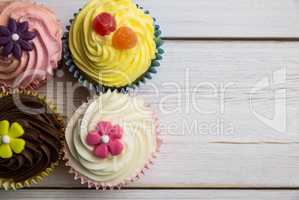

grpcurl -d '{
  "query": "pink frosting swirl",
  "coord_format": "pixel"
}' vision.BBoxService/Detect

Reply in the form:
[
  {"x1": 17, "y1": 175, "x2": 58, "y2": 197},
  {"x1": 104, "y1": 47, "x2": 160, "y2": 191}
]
[{"x1": 0, "y1": 0, "x2": 63, "y2": 89}]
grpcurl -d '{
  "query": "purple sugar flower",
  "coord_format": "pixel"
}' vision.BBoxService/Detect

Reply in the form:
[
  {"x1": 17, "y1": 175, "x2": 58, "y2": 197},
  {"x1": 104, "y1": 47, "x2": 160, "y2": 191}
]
[{"x1": 0, "y1": 18, "x2": 36, "y2": 59}]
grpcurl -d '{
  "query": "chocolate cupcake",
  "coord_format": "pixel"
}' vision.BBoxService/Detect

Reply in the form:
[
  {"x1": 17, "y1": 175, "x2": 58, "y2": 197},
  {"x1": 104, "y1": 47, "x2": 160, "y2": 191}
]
[
  {"x1": 63, "y1": 0, "x2": 164, "y2": 92},
  {"x1": 0, "y1": 0, "x2": 63, "y2": 90},
  {"x1": 0, "y1": 90, "x2": 64, "y2": 190}
]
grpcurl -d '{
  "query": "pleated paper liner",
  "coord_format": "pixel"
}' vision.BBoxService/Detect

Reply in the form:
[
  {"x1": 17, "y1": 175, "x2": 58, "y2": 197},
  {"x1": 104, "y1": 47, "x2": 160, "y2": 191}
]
[
  {"x1": 63, "y1": 92, "x2": 162, "y2": 190},
  {"x1": 63, "y1": 5, "x2": 164, "y2": 93},
  {"x1": 0, "y1": 89, "x2": 65, "y2": 190}
]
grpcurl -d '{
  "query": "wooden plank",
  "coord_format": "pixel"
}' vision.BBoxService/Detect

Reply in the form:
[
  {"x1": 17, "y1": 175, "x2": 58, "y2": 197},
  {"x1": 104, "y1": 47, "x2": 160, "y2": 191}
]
[
  {"x1": 1, "y1": 189, "x2": 299, "y2": 199},
  {"x1": 38, "y1": 0, "x2": 299, "y2": 38},
  {"x1": 32, "y1": 40, "x2": 299, "y2": 188}
]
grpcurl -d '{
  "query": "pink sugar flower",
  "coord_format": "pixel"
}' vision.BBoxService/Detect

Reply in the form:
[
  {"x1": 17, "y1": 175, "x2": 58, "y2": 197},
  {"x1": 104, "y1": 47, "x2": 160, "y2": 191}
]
[{"x1": 86, "y1": 121, "x2": 124, "y2": 159}]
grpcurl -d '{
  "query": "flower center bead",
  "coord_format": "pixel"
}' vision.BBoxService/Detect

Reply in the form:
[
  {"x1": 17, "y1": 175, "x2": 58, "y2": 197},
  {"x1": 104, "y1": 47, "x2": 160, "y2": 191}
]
[
  {"x1": 101, "y1": 135, "x2": 110, "y2": 144},
  {"x1": 1, "y1": 135, "x2": 10, "y2": 144},
  {"x1": 11, "y1": 33, "x2": 20, "y2": 42}
]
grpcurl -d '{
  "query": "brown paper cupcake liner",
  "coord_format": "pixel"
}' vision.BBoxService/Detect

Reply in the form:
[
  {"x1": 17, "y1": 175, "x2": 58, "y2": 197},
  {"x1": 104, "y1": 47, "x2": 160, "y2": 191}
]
[
  {"x1": 0, "y1": 78, "x2": 46, "y2": 92},
  {"x1": 0, "y1": 89, "x2": 65, "y2": 190}
]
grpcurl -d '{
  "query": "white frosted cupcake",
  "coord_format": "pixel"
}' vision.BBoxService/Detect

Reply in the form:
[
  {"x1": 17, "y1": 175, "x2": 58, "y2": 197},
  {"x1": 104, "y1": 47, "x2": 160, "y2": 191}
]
[{"x1": 64, "y1": 91, "x2": 161, "y2": 189}]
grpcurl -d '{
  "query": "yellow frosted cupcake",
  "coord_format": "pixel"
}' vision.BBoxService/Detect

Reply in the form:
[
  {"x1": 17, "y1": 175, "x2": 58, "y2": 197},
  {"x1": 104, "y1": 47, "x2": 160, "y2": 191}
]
[{"x1": 63, "y1": 0, "x2": 164, "y2": 92}]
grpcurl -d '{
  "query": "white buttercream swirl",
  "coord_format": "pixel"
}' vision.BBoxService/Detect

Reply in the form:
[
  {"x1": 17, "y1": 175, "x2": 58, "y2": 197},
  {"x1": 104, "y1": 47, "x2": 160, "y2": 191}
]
[{"x1": 65, "y1": 91, "x2": 158, "y2": 186}]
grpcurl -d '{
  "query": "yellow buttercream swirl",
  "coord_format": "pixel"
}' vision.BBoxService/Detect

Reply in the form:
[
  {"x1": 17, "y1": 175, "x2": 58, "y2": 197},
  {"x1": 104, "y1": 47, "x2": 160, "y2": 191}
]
[{"x1": 69, "y1": 0, "x2": 157, "y2": 87}]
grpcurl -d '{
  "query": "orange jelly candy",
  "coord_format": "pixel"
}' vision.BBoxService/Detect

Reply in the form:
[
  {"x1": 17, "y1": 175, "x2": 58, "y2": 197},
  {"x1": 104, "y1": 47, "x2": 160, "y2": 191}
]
[{"x1": 112, "y1": 26, "x2": 137, "y2": 50}]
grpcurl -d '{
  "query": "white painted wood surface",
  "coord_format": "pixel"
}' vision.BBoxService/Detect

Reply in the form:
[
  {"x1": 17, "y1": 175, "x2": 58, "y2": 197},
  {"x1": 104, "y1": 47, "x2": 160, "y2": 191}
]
[
  {"x1": 1, "y1": 190, "x2": 299, "y2": 199},
  {"x1": 3, "y1": 0, "x2": 299, "y2": 199},
  {"x1": 39, "y1": 0, "x2": 299, "y2": 38},
  {"x1": 34, "y1": 41, "x2": 299, "y2": 189}
]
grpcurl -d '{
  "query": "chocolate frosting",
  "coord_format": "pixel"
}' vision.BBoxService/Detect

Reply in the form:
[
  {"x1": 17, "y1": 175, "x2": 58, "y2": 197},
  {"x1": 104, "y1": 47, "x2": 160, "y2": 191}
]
[{"x1": 0, "y1": 94, "x2": 62, "y2": 182}]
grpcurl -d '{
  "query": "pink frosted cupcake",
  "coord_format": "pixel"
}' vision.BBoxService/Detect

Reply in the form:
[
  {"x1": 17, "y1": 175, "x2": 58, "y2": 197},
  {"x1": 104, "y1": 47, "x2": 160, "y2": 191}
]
[
  {"x1": 0, "y1": 0, "x2": 63, "y2": 90},
  {"x1": 64, "y1": 91, "x2": 161, "y2": 189}
]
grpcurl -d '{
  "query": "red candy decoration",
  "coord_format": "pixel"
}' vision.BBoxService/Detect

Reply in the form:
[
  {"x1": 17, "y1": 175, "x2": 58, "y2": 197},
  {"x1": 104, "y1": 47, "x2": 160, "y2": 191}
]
[{"x1": 92, "y1": 12, "x2": 116, "y2": 36}]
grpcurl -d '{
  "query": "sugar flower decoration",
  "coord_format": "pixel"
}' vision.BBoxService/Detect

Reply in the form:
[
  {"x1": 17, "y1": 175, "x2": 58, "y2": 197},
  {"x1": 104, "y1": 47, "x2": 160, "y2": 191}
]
[
  {"x1": 86, "y1": 121, "x2": 124, "y2": 159},
  {"x1": 0, "y1": 120, "x2": 26, "y2": 159},
  {"x1": 0, "y1": 18, "x2": 37, "y2": 59}
]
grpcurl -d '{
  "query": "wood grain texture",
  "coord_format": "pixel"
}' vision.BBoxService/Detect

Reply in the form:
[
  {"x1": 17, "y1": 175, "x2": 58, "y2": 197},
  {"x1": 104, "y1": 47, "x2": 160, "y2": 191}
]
[
  {"x1": 3, "y1": 1, "x2": 299, "y2": 198},
  {"x1": 38, "y1": 0, "x2": 299, "y2": 38},
  {"x1": 31, "y1": 41, "x2": 299, "y2": 188},
  {"x1": 1, "y1": 189, "x2": 299, "y2": 199}
]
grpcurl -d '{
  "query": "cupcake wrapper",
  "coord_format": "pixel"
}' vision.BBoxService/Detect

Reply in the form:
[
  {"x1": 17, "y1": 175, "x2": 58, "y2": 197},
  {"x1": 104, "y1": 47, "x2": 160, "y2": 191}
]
[
  {"x1": 0, "y1": 161, "x2": 59, "y2": 190},
  {"x1": 63, "y1": 92, "x2": 162, "y2": 190},
  {"x1": 0, "y1": 55, "x2": 62, "y2": 92},
  {"x1": 0, "y1": 89, "x2": 65, "y2": 191},
  {"x1": 62, "y1": 5, "x2": 164, "y2": 93}
]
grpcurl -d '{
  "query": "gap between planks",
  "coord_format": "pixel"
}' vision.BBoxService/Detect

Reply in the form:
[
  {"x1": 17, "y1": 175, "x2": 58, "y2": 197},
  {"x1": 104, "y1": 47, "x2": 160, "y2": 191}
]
[
  {"x1": 2, "y1": 189, "x2": 299, "y2": 200},
  {"x1": 163, "y1": 37, "x2": 299, "y2": 41},
  {"x1": 19, "y1": 187, "x2": 299, "y2": 190}
]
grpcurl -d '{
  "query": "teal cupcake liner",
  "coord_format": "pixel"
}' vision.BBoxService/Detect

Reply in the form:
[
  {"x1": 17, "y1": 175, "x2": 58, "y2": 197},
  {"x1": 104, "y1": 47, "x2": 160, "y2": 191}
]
[{"x1": 62, "y1": 5, "x2": 164, "y2": 93}]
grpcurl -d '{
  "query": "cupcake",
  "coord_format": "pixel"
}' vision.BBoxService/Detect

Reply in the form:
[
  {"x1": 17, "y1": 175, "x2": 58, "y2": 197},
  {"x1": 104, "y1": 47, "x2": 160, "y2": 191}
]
[
  {"x1": 0, "y1": 0, "x2": 63, "y2": 90},
  {"x1": 0, "y1": 90, "x2": 64, "y2": 190},
  {"x1": 64, "y1": 91, "x2": 161, "y2": 189},
  {"x1": 63, "y1": 0, "x2": 164, "y2": 92}
]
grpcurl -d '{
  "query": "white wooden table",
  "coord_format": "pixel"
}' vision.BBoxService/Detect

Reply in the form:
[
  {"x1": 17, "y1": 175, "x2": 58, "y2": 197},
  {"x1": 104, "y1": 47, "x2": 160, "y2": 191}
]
[{"x1": 2, "y1": 0, "x2": 299, "y2": 199}]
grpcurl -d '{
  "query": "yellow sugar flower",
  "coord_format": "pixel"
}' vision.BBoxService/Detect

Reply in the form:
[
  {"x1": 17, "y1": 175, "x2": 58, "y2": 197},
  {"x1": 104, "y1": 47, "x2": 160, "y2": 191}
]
[{"x1": 0, "y1": 120, "x2": 26, "y2": 159}]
